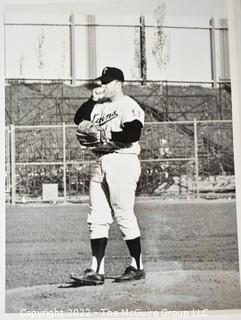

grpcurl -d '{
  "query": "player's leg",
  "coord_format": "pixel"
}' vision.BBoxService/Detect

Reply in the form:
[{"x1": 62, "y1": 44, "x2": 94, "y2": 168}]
[
  {"x1": 70, "y1": 160, "x2": 112, "y2": 285},
  {"x1": 90, "y1": 237, "x2": 107, "y2": 274},
  {"x1": 126, "y1": 236, "x2": 143, "y2": 270},
  {"x1": 87, "y1": 174, "x2": 113, "y2": 276},
  {"x1": 103, "y1": 154, "x2": 145, "y2": 281}
]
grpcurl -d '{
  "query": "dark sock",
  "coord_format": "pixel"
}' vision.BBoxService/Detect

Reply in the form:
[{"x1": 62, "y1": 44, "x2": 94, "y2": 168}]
[
  {"x1": 90, "y1": 238, "x2": 107, "y2": 273},
  {"x1": 126, "y1": 237, "x2": 142, "y2": 270}
]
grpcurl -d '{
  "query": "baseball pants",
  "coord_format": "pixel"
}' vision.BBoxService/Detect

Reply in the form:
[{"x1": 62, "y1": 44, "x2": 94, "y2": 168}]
[{"x1": 87, "y1": 153, "x2": 141, "y2": 240}]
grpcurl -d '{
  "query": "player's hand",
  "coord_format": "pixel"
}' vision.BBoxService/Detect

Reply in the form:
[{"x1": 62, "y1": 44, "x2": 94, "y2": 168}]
[
  {"x1": 92, "y1": 87, "x2": 105, "y2": 101},
  {"x1": 99, "y1": 128, "x2": 111, "y2": 143}
]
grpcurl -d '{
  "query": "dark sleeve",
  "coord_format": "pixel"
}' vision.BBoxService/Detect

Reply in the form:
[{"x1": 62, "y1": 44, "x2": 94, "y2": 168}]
[
  {"x1": 111, "y1": 119, "x2": 143, "y2": 143},
  {"x1": 74, "y1": 99, "x2": 96, "y2": 125}
]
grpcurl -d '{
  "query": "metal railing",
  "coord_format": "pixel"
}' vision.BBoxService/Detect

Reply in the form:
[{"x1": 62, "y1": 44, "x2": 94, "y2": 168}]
[{"x1": 4, "y1": 16, "x2": 230, "y2": 84}]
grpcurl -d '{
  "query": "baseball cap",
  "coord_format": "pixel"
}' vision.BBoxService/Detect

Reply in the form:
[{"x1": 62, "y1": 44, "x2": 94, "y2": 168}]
[{"x1": 96, "y1": 67, "x2": 125, "y2": 84}]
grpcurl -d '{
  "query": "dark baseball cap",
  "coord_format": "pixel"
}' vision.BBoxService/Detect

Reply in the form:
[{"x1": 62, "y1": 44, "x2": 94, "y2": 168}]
[{"x1": 96, "y1": 67, "x2": 125, "y2": 84}]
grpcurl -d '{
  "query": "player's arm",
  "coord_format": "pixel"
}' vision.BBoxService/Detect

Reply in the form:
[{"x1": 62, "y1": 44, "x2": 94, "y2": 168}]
[
  {"x1": 74, "y1": 99, "x2": 96, "y2": 125},
  {"x1": 110, "y1": 120, "x2": 143, "y2": 143},
  {"x1": 74, "y1": 87, "x2": 105, "y2": 125}
]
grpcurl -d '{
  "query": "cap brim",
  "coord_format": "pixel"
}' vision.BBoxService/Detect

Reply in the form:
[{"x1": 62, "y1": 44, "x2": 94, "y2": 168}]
[{"x1": 95, "y1": 75, "x2": 115, "y2": 84}]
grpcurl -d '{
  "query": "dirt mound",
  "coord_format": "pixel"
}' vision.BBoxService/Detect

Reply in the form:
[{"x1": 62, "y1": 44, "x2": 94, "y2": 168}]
[{"x1": 6, "y1": 270, "x2": 241, "y2": 314}]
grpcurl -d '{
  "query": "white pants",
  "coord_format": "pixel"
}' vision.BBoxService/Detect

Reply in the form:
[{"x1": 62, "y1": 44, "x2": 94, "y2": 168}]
[{"x1": 87, "y1": 153, "x2": 141, "y2": 240}]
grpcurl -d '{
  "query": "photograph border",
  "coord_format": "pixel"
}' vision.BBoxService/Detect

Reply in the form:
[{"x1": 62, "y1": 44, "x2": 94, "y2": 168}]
[{"x1": 1, "y1": 1, "x2": 241, "y2": 319}]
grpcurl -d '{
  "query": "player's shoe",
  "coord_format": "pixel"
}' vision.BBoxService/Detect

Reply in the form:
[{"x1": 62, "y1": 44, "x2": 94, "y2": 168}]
[
  {"x1": 70, "y1": 268, "x2": 104, "y2": 286},
  {"x1": 114, "y1": 266, "x2": 146, "y2": 283}
]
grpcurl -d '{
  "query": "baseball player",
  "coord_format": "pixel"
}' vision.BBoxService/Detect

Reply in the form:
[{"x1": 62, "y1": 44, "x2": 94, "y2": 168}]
[{"x1": 71, "y1": 67, "x2": 145, "y2": 285}]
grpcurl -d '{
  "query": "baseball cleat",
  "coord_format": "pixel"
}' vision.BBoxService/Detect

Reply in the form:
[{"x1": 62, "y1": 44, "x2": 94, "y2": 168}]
[
  {"x1": 114, "y1": 266, "x2": 146, "y2": 283},
  {"x1": 70, "y1": 268, "x2": 104, "y2": 286}
]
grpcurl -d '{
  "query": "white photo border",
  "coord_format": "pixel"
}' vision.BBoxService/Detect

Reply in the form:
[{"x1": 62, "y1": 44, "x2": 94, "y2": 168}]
[{"x1": 0, "y1": 1, "x2": 241, "y2": 319}]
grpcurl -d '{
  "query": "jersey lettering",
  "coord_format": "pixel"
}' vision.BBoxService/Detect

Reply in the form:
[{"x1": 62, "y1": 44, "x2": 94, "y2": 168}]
[
  {"x1": 92, "y1": 110, "x2": 118, "y2": 126},
  {"x1": 90, "y1": 96, "x2": 144, "y2": 155}
]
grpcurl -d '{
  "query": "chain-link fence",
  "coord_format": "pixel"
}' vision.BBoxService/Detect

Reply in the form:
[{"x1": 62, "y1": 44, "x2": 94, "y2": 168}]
[
  {"x1": 5, "y1": 119, "x2": 234, "y2": 204},
  {"x1": 4, "y1": 15, "x2": 233, "y2": 204}
]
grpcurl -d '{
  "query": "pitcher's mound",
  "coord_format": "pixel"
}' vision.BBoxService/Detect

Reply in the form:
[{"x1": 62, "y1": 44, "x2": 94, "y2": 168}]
[{"x1": 6, "y1": 270, "x2": 241, "y2": 313}]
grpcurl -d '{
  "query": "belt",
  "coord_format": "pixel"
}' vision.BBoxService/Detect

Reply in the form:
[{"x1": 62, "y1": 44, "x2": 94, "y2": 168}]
[{"x1": 92, "y1": 150, "x2": 114, "y2": 157}]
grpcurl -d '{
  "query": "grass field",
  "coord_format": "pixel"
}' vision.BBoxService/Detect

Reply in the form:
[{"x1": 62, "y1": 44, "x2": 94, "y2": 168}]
[{"x1": 5, "y1": 199, "x2": 241, "y2": 312}]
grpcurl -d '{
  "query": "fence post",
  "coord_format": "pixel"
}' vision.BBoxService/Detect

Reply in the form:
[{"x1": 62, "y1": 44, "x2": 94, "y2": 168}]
[
  {"x1": 87, "y1": 15, "x2": 97, "y2": 79},
  {"x1": 165, "y1": 80, "x2": 168, "y2": 121},
  {"x1": 69, "y1": 13, "x2": 76, "y2": 85},
  {"x1": 140, "y1": 15, "x2": 147, "y2": 84},
  {"x1": 63, "y1": 122, "x2": 67, "y2": 203},
  {"x1": 10, "y1": 124, "x2": 16, "y2": 205},
  {"x1": 194, "y1": 119, "x2": 199, "y2": 198},
  {"x1": 210, "y1": 17, "x2": 217, "y2": 88},
  {"x1": 6, "y1": 127, "x2": 11, "y2": 203}
]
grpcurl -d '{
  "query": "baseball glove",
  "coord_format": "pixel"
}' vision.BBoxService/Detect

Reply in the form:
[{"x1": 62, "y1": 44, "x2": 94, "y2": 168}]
[{"x1": 76, "y1": 120, "x2": 101, "y2": 147}]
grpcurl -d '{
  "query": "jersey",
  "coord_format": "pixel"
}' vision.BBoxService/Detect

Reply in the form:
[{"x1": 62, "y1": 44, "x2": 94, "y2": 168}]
[{"x1": 90, "y1": 95, "x2": 144, "y2": 155}]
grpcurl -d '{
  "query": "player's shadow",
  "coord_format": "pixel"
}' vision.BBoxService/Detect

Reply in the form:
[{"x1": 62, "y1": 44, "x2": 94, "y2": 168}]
[
  {"x1": 58, "y1": 280, "x2": 95, "y2": 288},
  {"x1": 58, "y1": 276, "x2": 118, "y2": 288}
]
